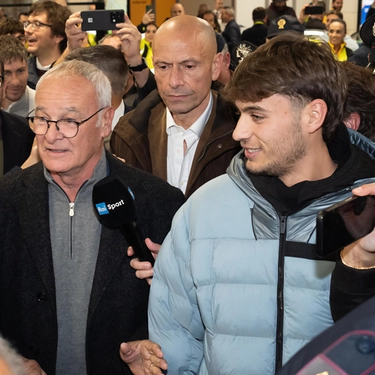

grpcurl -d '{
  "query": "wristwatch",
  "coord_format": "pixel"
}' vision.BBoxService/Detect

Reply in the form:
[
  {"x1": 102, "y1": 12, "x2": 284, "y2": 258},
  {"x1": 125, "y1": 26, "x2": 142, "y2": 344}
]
[{"x1": 128, "y1": 58, "x2": 148, "y2": 72}]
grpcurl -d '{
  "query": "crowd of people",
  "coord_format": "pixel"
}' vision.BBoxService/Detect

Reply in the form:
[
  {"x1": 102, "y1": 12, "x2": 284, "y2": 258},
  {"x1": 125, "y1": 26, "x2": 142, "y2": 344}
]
[{"x1": 1, "y1": 1, "x2": 375, "y2": 375}]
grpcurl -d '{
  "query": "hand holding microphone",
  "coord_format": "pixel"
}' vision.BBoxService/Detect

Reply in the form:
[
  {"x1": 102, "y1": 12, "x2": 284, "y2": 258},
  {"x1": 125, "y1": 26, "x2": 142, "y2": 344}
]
[{"x1": 93, "y1": 175, "x2": 155, "y2": 265}]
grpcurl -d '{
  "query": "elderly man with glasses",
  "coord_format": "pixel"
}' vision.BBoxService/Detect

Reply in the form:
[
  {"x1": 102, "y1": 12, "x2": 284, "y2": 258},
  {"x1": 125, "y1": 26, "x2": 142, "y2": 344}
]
[
  {"x1": 0, "y1": 59, "x2": 185, "y2": 375},
  {"x1": 24, "y1": 1, "x2": 70, "y2": 89}
]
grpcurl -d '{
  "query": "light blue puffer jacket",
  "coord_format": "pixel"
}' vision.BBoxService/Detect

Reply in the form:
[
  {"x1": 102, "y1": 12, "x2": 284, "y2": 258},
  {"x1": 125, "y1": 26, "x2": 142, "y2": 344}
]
[{"x1": 149, "y1": 151, "x2": 375, "y2": 375}]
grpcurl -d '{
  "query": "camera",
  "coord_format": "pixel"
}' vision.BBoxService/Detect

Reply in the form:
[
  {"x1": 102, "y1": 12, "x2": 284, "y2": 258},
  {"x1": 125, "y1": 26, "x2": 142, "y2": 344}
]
[{"x1": 110, "y1": 11, "x2": 124, "y2": 24}]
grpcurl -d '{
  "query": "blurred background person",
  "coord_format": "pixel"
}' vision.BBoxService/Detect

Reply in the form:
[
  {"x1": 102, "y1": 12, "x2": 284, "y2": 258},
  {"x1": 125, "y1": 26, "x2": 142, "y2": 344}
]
[
  {"x1": 24, "y1": 1, "x2": 71, "y2": 88},
  {"x1": 221, "y1": 6, "x2": 241, "y2": 52},
  {"x1": 197, "y1": 3, "x2": 209, "y2": 17},
  {"x1": 349, "y1": 13, "x2": 374, "y2": 66},
  {"x1": 0, "y1": 35, "x2": 35, "y2": 117},
  {"x1": 241, "y1": 7, "x2": 267, "y2": 46},
  {"x1": 0, "y1": 56, "x2": 34, "y2": 176},
  {"x1": 331, "y1": 0, "x2": 343, "y2": 12},
  {"x1": 266, "y1": 0, "x2": 296, "y2": 25},
  {"x1": 140, "y1": 23, "x2": 157, "y2": 71},
  {"x1": 328, "y1": 18, "x2": 352, "y2": 61},
  {"x1": 201, "y1": 10, "x2": 221, "y2": 33},
  {"x1": 18, "y1": 12, "x2": 29, "y2": 24},
  {"x1": 137, "y1": 8, "x2": 155, "y2": 34},
  {"x1": 170, "y1": 3, "x2": 185, "y2": 17},
  {"x1": 342, "y1": 62, "x2": 375, "y2": 142},
  {"x1": 324, "y1": 10, "x2": 358, "y2": 51},
  {"x1": 0, "y1": 18, "x2": 26, "y2": 46}
]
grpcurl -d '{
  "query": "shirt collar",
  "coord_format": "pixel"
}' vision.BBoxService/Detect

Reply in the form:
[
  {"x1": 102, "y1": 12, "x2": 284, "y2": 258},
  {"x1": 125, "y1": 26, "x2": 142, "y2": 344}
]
[{"x1": 166, "y1": 91, "x2": 213, "y2": 137}]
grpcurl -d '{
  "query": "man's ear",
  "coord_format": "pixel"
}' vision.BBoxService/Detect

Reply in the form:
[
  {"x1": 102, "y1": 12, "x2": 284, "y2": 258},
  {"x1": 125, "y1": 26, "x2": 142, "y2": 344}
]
[
  {"x1": 343, "y1": 112, "x2": 361, "y2": 131},
  {"x1": 211, "y1": 52, "x2": 223, "y2": 81},
  {"x1": 101, "y1": 106, "x2": 114, "y2": 138},
  {"x1": 306, "y1": 99, "x2": 327, "y2": 134},
  {"x1": 53, "y1": 34, "x2": 64, "y2": 46}
]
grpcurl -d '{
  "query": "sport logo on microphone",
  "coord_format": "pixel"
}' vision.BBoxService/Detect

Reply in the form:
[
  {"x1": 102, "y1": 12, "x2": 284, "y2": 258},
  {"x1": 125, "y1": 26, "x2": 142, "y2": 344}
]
[{"x1": 95, "y1": 199, "x2": 125, "y2": 215}]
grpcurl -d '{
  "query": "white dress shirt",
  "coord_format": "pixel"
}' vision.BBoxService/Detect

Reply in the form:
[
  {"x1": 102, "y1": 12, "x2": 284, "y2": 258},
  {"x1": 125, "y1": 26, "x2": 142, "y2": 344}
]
[{"x1": 166, "y1": 92, "x2": 213, "y2": 194}]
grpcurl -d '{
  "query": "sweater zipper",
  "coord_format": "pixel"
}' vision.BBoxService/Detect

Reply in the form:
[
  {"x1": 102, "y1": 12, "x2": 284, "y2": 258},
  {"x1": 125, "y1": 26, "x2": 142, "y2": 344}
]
[
  {"x1": 275, "y1": 215, "x2": 287, "y2": 373},
  {"x1": 69, "y1": 202, "x2": 75, "y2": 259}
]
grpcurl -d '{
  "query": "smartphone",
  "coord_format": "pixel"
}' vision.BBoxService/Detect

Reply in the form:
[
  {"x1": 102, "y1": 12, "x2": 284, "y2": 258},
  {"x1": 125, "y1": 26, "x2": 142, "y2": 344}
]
[
  {"x1": 316, "y1": 195, "x2": 375, "y2": 257},
  {"x1": 305, "y1": 6, "x2": 324, "y2": 15},
  {"x1": 81, "y1": 9, "x2": 124, "y2": 31},
  {"x1": 145, "y1": 5, "x2": 154, "y2": 13}
]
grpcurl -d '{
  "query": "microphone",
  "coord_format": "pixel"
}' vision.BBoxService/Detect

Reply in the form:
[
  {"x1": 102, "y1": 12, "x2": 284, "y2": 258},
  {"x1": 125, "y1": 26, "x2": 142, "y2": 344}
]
[{"x1": 92, "y1": 175, "x2": 155, "y2": 265}]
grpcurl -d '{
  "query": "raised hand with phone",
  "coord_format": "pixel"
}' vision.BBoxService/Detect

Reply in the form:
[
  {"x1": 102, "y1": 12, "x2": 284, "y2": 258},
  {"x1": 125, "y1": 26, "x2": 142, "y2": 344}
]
[
  {"x1": 330, "y1": 182, "x2": 375, "y2": 322},
  {"x1": 340, "y1": 183, "x2": 375, "y2": 269}
]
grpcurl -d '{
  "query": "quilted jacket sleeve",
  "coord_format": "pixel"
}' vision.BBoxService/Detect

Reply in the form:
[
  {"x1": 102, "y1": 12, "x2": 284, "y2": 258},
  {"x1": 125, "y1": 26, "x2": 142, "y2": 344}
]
[{"x1": 148, "y1": 206, "x2": 204, "y2": 374}]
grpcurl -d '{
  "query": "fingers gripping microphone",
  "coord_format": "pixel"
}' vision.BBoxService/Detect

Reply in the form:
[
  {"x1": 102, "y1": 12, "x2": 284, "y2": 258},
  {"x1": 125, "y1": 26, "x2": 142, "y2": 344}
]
[{"x1": 92, "y1": 175, "x2": 155, "y2": 265}]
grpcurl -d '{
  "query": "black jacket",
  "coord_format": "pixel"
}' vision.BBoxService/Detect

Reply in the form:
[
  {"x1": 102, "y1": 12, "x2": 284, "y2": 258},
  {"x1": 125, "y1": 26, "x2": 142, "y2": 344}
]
[
  {"x1": 1, "y1": 110, "x2": 34, "y2": 175},
  {"x1": 0, "y1": 152, "x2": 185, "y2": 375},
  {"x1": 222, "y1": 19, "x2": 241, "y2": 52}
]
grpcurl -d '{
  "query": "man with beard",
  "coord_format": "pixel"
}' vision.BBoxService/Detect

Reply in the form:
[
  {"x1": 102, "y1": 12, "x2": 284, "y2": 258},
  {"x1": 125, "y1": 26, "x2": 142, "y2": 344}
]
[
  {"x1": 266, "y1": 0, "x2": 296, "y2": 24},
  {"x1": 119, "y1": 32, "x2": 375, "y2": 375}
]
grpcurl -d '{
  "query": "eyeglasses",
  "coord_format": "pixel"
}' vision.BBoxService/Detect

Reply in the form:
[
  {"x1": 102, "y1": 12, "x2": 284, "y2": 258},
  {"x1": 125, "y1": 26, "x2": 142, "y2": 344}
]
[
  {"x1": 23, "y1": 20, "x2": 52, "y2": 31},
  {"x1": 0, "y1": 76, "x2": 4, "y2": 88},
  {"x1": 27, "y1": 108, "x2": 107, "y2": 139}
]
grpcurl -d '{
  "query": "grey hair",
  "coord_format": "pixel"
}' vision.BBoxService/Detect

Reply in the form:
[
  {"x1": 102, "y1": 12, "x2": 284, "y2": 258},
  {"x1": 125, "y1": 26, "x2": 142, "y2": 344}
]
[
  {"x1": 0, "y1": 336, "x2": 26, "y2": 375},
  {"x1": 221, "y1": 43, "x2": 229, "y2": 55},
  {"x1": 36, "y1": 60, "x2": 112, "y2": 110},
  {"x1": 223, "y1": 6, "x2": 235, "y2": 17}
]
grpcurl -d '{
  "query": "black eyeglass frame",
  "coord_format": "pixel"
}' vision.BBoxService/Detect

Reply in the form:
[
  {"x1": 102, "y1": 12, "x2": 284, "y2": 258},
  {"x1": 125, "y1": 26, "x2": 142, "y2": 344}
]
[
  {"x1": 23, "y1": 20, "x2": 53, "y2": 30},
  {"x1": 26, "y1": 107, "x2": 107, "y2": 139}
]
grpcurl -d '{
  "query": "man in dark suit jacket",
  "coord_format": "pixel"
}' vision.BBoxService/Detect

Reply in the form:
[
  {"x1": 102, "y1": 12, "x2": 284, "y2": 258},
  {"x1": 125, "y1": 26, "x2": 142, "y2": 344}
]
[
  {"x1": 111, "y1": 15, "x2": 240, "y2": 199},
  {"x1": 221, "y1": 6, "x2": 241, "y2": 52},
  {"x1": 241, "y1": 7, "x2": 268, "y2": 46},
  {"x1": 0, "y1": 59, "x2": 185, "y2": 375},
  {"x1": 0, "y1": 59, "x2": 34, "y2": 176}
]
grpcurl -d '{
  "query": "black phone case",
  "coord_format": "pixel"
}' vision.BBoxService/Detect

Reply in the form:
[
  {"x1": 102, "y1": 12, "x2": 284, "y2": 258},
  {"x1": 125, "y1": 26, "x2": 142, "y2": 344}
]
[
  {"x1": 81, "y1": 10, "x2": 124, "y2": 31},
  {"x1": 316, "y1": 195, "x2": 375, "y2": 258}
]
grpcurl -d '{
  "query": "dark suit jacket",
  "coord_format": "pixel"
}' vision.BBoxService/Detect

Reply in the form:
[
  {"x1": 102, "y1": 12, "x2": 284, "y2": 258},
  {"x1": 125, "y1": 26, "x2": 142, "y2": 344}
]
[
  {"x1": 1, "y1": 110, "x2": 34, "y2": 175},
  {"x1": 222, "y1": 19, "x2": 241, "y2": 52},
  {"x1": 111, "y1": 90, "x2": 241, "y2": 198},
  {"x1": 241, "y1": 22, "x2": 268, "y2": 46},
  {"x1": 0, "y1": 152, "x2": 185, "y2": 375}
]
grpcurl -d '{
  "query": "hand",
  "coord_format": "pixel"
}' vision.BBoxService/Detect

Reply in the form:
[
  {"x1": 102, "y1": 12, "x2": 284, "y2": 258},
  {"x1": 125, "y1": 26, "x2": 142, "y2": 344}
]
[
  {"x1": 113, "y1": 154, "x2": 126, "y2": 163},
  {"x1": 141, "y1": 9, "x2": 155, "y2": 25},
  {"x1": 114, "y1": 14, "x2": 143, "y2": 66},
  {"x1": 298, "y1": 4, "x2": 308, "y2": 23},
  {"x1": 127, "y1": 238, "x2": 161, "y2": 285},
  {"x1": 120, "y1": 340, "x2": 167, "y2": 375},
  {"x1": 65, "y1": 12, "x2": 87, "y2": 52},
  {"x1": 341, "y1": 183, "x2": 375, "y2": 268},
  {"x1": 22, "y1": 357, "x2": 47, "y2": 375}
]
